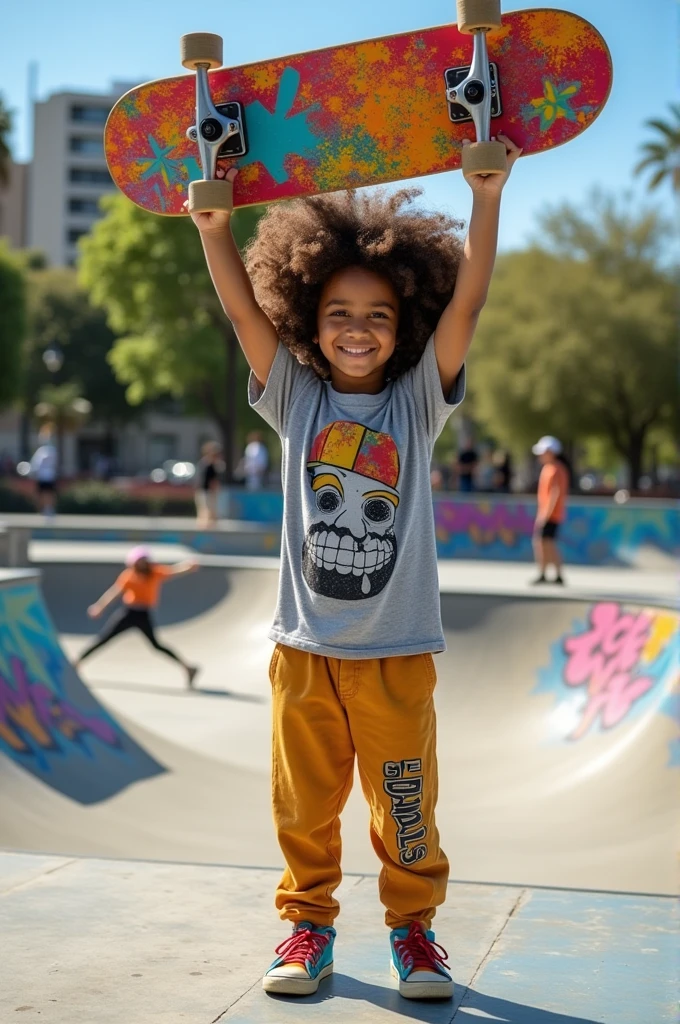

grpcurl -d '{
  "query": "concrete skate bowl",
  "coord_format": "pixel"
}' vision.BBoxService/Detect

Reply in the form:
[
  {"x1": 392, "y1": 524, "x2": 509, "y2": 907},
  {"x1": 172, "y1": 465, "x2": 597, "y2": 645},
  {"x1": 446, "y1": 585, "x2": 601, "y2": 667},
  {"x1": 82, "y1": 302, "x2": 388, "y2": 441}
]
[{"x1": 0, "y1": 564, "x2": 677, "y2": 895}]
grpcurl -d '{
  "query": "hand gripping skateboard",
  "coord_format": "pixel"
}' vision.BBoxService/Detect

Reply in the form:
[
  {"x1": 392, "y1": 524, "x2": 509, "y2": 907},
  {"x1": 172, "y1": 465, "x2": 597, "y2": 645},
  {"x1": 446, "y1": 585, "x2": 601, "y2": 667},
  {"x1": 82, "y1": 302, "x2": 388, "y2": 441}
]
[{"x1": 105, "y1": 1, "x2": 612, "y2": 215}]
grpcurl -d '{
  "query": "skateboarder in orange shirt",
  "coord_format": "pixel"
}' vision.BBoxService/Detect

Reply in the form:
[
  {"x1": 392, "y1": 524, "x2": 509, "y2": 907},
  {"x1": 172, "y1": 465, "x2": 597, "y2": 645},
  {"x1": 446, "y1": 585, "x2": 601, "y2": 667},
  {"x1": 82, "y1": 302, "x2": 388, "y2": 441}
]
[
  {"x1": 531, "y1": 436, "x2": 569, "y2": 585},
  {"x1": 74, "y1": 546, "x2": 200, "y2": 686}
]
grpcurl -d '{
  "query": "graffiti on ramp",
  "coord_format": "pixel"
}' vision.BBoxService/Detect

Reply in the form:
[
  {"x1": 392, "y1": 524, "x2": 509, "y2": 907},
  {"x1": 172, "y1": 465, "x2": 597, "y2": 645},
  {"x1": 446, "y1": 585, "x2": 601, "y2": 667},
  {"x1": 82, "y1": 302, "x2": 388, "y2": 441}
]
[
  {"x1": 536, "y1": 601, "x2": 678, "y2": 761},
  {"x1": 0, "y1": 576, "x2": 165, "y2": 804}
]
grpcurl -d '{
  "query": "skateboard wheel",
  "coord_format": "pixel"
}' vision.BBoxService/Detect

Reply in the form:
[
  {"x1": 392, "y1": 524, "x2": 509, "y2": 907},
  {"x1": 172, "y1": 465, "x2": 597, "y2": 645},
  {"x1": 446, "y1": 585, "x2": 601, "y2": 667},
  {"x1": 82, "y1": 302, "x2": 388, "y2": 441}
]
[
  {"x1": 180, "y1": 33, "x2": 223, "y2": 70},
  {"x1": 462, "y1": 140, "x2": 507, "y2": 177},
  {"x1": 188, "y1": 178, "x2": 234, "y2": 214},
  {"x1": 456, "y1": 0, "x2": 502, "y2": 33}
]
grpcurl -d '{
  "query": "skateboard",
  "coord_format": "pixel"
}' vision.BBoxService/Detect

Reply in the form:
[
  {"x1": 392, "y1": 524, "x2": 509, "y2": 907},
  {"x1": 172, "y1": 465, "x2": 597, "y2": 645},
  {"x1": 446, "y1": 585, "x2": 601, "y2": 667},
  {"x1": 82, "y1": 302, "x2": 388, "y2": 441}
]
[{"x1": 105, "y1": 6, "x2": 612, "y2": 215}]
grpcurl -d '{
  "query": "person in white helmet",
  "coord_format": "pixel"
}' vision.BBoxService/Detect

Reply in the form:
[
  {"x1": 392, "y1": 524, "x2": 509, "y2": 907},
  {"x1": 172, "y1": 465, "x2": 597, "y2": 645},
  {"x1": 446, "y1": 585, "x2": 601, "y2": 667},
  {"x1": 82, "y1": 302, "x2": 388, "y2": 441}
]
[{"x1": 531, "y1": 436, "x2": 569, "y2": 585}]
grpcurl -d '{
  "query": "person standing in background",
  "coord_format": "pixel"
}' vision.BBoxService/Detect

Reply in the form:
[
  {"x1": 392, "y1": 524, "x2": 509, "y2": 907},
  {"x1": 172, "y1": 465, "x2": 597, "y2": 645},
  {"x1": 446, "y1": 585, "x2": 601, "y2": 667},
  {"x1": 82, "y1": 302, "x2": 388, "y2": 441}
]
[
  {"x1": 30, "y1": 424, "x2": 59, "y2": 517},
  {"x1": 243, "y1": 431, "x2": 270, "y2": 490},
  {"x1": 531, "y1": 435, "x2": 569, "y2": 585},
  {"x1": 475, "y1": 446, "x2": 496, "y2": 492},
  {"x1": 492, "y1": 449, "x2": 513, "y2": 493},
  {"x1": 456, "y1": 441, "x2": 478, "y2": 493},
  {"x1": 194, "y1": 441, "x2": 223, "y2": 526}
]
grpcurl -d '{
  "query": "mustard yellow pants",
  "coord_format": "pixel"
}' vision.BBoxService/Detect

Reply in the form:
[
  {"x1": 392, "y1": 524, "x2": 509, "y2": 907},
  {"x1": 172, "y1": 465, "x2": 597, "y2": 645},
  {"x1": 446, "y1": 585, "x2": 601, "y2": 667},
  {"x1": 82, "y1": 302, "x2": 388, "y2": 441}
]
[{"x1": 269, "y1": 643, "x2": 449, "y2": 930}]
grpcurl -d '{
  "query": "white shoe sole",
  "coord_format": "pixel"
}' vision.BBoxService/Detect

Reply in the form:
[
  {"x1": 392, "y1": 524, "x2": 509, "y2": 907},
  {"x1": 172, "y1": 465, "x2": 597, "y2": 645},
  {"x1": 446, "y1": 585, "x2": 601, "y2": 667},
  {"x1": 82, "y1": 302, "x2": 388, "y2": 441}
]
[
  {"x1": 390, "y1": 961, "x2": 454, "y2": 1000},
  {"x1": 262, "y1": 962, "x2": 333, "y2": 996}
]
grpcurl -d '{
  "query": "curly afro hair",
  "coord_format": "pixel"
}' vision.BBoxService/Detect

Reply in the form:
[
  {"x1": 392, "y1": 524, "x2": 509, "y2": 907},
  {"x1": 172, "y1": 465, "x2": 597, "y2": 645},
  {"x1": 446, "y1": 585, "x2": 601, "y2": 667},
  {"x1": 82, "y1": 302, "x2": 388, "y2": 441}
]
[{"x1": 244, "y1": 188, "x2": 465, "y2": 381}]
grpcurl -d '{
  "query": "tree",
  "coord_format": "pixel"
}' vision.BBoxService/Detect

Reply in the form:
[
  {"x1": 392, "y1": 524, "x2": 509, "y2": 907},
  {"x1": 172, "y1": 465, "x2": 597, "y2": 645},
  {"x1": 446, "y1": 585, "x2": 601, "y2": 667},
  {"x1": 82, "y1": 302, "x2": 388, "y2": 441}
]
[
  {"x1": 79, "y1": 195, "x2": 268, "y2": 480},
  {"x1": 0, "y1": 95, "x2": 12, "y2": 187},
  {"x1": 634, "y1": 103, "x2": 680, "y2": 193},
  {"x1": 22, "y1": 267, "x2": 138, "y2": 448},
  {"x1": 470, "y1": 194, "x2": 677, "y2": 489},
  {"x1": 0, "y1": 240, "x2": 27, "y2": 407},
  {"x1": 34, "y1": 381, "x2": 92, "y2": 467}
]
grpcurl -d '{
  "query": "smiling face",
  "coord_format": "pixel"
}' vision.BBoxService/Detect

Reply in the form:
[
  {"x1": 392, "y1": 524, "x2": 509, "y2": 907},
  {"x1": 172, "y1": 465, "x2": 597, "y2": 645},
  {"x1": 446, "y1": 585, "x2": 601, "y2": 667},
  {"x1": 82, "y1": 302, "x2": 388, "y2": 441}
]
[{"x1": 315, "y1": 266, "x2": 399, "y2": 393}]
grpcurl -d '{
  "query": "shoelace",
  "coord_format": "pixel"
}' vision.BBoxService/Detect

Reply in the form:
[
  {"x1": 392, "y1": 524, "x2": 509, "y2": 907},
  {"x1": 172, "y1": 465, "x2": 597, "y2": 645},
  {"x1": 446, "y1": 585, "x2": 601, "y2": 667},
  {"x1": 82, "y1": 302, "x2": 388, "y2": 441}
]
[
  {"x1": 394, "y1": 922, "x2": 450, "y2": 973},
  {"x1": 275, "y1": 926, "x2": 331, "y2": 967}
]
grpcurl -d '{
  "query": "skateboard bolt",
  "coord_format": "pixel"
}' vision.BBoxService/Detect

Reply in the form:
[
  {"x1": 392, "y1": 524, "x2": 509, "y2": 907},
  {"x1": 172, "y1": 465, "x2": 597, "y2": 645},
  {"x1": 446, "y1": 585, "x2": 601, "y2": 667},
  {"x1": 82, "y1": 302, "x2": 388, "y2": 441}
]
[
  {"x1": 464, "y1": 81, "x2": 485, "y2": 104},
  {"x1": 200, "y1": 117, "x2": 222, "y2": 140}
]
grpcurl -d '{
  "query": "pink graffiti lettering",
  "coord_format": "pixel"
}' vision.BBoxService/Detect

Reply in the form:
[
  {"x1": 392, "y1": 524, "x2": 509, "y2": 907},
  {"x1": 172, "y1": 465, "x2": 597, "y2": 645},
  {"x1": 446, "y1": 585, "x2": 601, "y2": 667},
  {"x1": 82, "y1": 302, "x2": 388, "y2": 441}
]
[
  {"x1": 0, "y1": 656, "x2": 120, "y2": 755},
  {"x1": 563, "y1": 602, "x2": 654, "y2": 739}
]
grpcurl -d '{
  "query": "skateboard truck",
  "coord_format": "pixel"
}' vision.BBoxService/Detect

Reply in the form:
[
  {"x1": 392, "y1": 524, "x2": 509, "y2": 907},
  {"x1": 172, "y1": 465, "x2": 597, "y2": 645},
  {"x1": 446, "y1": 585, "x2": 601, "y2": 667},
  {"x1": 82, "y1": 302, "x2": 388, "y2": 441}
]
[
  {"x1": 180, "y1": 32, "x2": 248, "y2": 212},
  {"x1": 445, "y1": 61, "x2": 501, "y2": 126},
  {"x1": 449, "y1": 0, "x2": 508, "y2": 176}
]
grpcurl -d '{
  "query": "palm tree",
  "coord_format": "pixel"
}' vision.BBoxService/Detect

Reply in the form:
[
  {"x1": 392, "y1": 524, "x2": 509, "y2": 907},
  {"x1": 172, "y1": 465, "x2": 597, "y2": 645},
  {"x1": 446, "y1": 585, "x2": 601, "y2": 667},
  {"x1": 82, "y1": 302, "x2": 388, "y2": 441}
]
[
  {"x1": 35, "y1": 381, "x2": 92, "y2": 467},
  {"x1": 0, "y1": 96, "x2": 12, "y2": 187},
  {"x1": 634, "y1": 103, "x2": 680, "y2": 193}
]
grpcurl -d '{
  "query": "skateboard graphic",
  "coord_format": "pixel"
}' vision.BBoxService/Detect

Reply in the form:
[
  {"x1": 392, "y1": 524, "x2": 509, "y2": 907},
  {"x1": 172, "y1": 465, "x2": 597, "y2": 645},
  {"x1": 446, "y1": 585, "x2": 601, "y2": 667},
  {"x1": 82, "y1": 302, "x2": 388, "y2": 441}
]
[{"x1": 105, "y1": 5, "x2": 612, "y2": 215}]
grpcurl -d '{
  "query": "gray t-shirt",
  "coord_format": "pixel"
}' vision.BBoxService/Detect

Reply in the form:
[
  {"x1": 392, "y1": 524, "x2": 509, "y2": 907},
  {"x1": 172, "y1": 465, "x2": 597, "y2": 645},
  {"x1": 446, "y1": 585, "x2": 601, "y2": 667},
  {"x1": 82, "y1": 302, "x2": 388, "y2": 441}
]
[{"x1": 249, "y1": 335, "x2": 465, "y2": 658}]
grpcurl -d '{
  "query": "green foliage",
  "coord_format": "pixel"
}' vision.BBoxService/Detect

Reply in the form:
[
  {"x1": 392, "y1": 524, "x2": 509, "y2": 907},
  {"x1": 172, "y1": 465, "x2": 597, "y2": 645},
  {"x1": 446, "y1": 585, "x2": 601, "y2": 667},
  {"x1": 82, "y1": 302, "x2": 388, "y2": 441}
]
[
  {"x1": 36, "y1": 380, "x2": 91, "y2": 429},
  {"x1": 0, "y1": 479, "x2": 195, "y2": 517},
  {"x1": 634, "y1": 103, "x2": 680, "y2": 193},
  {"x1": 0, "y1": 485, "x2": 35, "y2": 513},
  {"x1": 78, "y1": 195, "x2": 270, "y2": 471},
  {"x1": 23, "y1": 267, "x2": 136, "y2": 425},
  {"x1": 470, "y1": 194, "x2": 677, "y2": 487},
  {"x1": 79, "y1": 194, "x2": 226, "y2": 399},
  {"x1": 0, "y1": 240, "x2": 27, "y2": 407}
]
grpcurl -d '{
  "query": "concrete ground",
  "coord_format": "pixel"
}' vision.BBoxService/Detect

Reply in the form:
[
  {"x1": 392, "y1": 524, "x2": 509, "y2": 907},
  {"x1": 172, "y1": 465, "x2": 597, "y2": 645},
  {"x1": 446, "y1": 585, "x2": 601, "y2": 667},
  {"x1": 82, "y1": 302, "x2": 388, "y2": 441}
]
[
  {"x1": 1, "y1": 851, "x2": 676, "y2": 1024},
  {"x1": 1, "y1": 543, "x2": 677, "y2": 1023}
]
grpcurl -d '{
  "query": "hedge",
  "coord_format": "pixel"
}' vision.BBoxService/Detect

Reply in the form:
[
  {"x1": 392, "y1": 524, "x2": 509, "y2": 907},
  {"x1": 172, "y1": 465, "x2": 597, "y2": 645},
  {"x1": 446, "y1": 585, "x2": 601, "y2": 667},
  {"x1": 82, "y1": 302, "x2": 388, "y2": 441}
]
[{"x1": 0, "y1": 482, "x2": 196, "y2": 517}]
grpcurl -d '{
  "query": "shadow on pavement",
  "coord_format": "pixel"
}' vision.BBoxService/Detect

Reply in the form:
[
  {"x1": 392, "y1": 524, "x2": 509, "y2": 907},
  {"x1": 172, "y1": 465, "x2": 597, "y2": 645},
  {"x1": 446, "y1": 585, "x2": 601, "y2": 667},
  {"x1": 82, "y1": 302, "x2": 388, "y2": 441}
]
[
  {"x1": 89, "y1": 680, "x2": 266, "y2": 702},
  {"x1": 266, "y1": 976, "x2": 600, "y2": 1023}
]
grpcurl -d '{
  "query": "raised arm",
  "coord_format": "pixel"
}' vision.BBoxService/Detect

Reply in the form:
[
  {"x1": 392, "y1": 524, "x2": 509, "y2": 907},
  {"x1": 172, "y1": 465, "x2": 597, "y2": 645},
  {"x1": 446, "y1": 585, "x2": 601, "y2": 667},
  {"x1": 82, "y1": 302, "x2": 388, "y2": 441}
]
[
  {"x1": 165, "y1": 559, "x2": 200, "y2": 578},
  {"x1": 88, "y1": 580, "x2": 122, "y2": 619},
  {"x1": 188, "y1": 169, "x2": 279, "y2": 387},
  {"x1": 434, "y1": 133, "x2": 522, "y2": 395}
]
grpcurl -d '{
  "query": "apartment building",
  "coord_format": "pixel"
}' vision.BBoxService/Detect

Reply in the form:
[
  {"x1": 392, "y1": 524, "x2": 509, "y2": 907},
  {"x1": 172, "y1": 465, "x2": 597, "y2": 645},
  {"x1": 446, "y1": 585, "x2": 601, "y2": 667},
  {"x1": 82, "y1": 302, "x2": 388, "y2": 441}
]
[
  {"x1": 0, "y1": 160, "x2": 29, "y2": 249},
  {"x1": 27, "y1": 84, "x2": 133, "y2": 266}
]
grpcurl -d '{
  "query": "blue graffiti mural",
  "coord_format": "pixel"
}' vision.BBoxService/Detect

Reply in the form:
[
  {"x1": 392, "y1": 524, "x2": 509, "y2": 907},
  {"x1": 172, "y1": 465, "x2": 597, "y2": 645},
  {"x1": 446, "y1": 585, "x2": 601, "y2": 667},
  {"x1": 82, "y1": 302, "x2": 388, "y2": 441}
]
[
  {"x1": 224, "y1": 492, "x2": 678, "y2": 566},
  {"x1": 27, "y1": 494, "x2": 678, "y2": 565},
  {"x1": 0, "y1": 580, "x2": 165, "y2": 803}
]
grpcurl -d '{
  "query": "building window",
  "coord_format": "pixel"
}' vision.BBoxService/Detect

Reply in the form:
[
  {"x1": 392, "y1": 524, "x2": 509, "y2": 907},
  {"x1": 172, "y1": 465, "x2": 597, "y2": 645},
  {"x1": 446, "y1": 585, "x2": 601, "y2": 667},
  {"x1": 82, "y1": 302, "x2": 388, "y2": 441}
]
[
  {"x1": 68, "y1": 197, "x2": 101, "y2": 216},
  {"x1": 67, "y1": 227, "x2": 90, "y2": 245},
  {"x1": 149, "y1": 435, "x2": 178, "y2": 468},
  {"x1": 69, "y1": 136, "x2": 104, "y2": 156},
  {"x1": 70, "y1": 105, "x2": 109, "y2": 124},
  {"x1": 69, "y1": 168, "x2": 113, "y2": 185}
]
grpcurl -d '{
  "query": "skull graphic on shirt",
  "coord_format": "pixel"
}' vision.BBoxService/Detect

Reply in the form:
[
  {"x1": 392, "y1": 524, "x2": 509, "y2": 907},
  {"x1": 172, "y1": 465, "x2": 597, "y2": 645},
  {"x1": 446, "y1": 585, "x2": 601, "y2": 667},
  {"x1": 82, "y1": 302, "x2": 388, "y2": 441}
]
[{"x1": 302, "y1": 421, "x2": 400, "y2": 600}]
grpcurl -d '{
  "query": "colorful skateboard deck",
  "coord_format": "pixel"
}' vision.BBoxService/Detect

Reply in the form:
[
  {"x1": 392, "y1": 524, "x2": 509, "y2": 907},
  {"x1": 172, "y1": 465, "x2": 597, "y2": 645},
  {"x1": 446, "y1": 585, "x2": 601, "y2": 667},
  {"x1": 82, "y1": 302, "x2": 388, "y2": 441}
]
[{"x1": 105, "y1": 8, "x2": 612, "y2": 215}]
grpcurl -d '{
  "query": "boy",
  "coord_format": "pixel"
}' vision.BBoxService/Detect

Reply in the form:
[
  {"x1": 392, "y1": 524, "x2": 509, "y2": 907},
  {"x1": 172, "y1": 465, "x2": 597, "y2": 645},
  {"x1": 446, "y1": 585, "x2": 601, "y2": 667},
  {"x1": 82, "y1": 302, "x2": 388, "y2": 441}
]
[{"x1": 190, "y1": 132, "x2": 521, "y2": 999}]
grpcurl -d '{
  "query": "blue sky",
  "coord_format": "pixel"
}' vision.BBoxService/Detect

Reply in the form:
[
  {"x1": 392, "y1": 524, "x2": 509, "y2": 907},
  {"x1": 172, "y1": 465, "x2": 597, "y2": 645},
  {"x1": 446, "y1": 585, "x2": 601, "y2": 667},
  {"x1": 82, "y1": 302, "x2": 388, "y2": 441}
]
[{"x1": 3, "y1": 0, "x2": 678, "y2": 248}]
